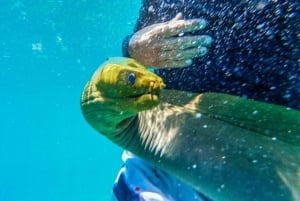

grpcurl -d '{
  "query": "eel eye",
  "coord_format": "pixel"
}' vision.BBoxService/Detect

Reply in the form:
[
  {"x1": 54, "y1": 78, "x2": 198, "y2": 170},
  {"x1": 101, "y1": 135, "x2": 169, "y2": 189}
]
[{"x1": 127, "y1": 73, "x2": 136, "y2": 85}]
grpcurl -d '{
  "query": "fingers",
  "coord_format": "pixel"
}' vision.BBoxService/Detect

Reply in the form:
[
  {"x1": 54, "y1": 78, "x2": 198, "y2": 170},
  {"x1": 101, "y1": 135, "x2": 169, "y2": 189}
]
[
  {"x1": 150, "y1": 35, "x2": 211, "y2": 68},
  {"x1": 128, "y1": 14, "x2": 212, "y2": 68},
  {"x1": 157, "y1": 18, "x2": 208, "y2": 38},
  {"x1": 158, "y1": 59, "x2": 193, "y2": 68},
  {"x1": 156, "y1": 35, "x2": 213, "y2": 51},
  {"x1": 147, "y1": 45, "x2": 208, "y2": 68},
  {"x1": 130, "y1": 35, "x2": 212, "y2": 68},
  {"x1": 171, "y1": 13, "x2": 183, "y2": 21},
  {"x1": 152, "y1": 34, "x2": 212, "y2": 68},
  {"x1": 158, "y1": 47, "x2": 208, "y2": 61}
]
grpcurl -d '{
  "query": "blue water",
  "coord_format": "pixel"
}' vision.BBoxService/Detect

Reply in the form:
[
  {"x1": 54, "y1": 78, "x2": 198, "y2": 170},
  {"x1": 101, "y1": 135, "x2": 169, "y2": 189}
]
[{"x1": 0, "y1": 1, "x2": 141, "y2": 200}]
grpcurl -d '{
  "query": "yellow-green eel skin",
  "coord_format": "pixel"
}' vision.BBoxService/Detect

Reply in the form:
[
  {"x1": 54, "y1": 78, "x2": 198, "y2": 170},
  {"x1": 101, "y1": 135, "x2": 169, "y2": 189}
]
[{"x1": 81, "y1": 57, "x2": 300, "y2": 201}]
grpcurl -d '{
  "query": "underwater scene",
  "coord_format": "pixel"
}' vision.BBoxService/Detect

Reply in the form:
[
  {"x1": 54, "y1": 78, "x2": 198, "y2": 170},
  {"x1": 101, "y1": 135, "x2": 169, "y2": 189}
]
[
  {"x1": 1, "y1": 0, "x2": 300, "y2": 201},
  {"x1": 0, "y1": 0, "x2": 141, "y2": 200}
]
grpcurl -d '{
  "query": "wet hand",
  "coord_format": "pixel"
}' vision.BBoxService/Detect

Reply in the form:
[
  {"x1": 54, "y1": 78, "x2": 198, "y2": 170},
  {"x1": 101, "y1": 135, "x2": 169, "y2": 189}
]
[{"x1": 128, "y1": 13, "x2": 213, "y2": 68}]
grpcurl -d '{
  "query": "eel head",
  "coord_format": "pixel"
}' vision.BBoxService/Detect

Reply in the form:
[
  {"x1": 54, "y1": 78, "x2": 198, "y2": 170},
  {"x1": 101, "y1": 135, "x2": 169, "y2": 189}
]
[{"x1": 88, "y1": 57, "x2": 165, "y2": 113}]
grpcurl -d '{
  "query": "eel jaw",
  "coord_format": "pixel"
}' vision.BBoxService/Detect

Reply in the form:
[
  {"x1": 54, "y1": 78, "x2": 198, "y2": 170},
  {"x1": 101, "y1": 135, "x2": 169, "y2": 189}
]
[
  {"x1": 140, "y1": 80, "x2": 166, "y2": 99},
  {"x1": 149, "y1": 80, "x2": 166, "y2": 93},
  {"x1": 128, "y1": 80, "x2": 165, "y2": 110}
]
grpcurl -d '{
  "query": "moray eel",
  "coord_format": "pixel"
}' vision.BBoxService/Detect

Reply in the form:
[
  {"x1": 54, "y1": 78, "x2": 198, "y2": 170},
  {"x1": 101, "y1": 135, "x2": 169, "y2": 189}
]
[{"x1": 81, "y1": 57, "x2": 300, "y2": 201}]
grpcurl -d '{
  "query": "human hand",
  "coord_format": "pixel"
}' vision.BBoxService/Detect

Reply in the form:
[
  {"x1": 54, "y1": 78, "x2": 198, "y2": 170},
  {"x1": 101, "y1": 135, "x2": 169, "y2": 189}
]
[{"x1": 128, "y1": 13, "x2": 213, "y2": 68}]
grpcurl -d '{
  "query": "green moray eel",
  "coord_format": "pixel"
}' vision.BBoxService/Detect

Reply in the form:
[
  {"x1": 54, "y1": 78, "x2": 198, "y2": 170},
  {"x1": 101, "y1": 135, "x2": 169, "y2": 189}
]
[{"x1": 81, "y1": 57, "x2": 300, "y2": 201}]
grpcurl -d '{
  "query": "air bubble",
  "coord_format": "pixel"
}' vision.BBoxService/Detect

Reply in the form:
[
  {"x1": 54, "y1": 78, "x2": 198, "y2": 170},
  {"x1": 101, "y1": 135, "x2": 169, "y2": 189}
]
[{"x1": 196, "y1": 113, "x2": 202, "y2": 118}]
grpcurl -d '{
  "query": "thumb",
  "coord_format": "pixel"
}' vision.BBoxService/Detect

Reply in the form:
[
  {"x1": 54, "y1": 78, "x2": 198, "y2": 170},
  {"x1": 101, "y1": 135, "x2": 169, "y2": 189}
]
[{"x1": 172, "y1": 13, "x2": 183, "y2": 21}]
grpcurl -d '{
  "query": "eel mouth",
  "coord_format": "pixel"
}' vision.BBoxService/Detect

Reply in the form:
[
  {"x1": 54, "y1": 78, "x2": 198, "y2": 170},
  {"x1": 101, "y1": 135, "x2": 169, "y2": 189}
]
[
  {"x1": 143, "y1": 90, "x2": 161, "y2": 99},
  {"x1": 127, "y1": 89, "x2": 161, "y2": 100},
  {"x1": 127, "y1": 80, "x2": 165, "y2": 99}
]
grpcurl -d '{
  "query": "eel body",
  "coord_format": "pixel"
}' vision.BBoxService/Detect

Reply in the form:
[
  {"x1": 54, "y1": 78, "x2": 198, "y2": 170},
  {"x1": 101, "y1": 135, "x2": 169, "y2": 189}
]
[{"x1": 81, "y1": 57, "x2": 300, "y2": 201}]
